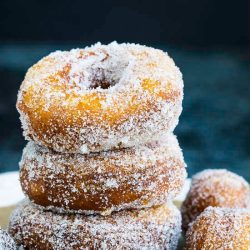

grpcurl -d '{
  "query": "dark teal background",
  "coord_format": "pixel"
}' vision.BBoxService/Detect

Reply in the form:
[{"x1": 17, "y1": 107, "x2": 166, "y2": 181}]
[
  {"x1": 0, "y1": 0, "x2": 248, "y2": 47},
  {"x1": 0, "y1": 44, "x2": 249, "y2": 181}
]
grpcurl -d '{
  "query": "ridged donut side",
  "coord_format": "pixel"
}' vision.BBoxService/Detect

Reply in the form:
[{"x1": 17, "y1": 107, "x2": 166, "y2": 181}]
[
  {"x1": 19, "y1": 134, "x2": 186, "y2": 215},
  {"x1": 8, "y1": 200, "x2": 181, "y2": 250},
  {"x1": 17, "y1": 42, "x2": 183, "y2": 153}
]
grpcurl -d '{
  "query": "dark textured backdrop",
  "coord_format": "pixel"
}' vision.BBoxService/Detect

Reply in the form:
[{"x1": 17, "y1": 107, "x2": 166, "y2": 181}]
[
  {"x1": 0, "y1": 0, "x2": 249, "y2": 180},
  {"x1": 0, "y1": 0, "x2": 249, "y2": 47}
]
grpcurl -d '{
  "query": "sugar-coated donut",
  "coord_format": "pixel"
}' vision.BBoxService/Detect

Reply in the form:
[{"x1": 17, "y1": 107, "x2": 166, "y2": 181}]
[
  {"x1": 181, "y1": 169, "x2": 250, "y2": 232},
  {"x1": 20, "y1": 134, "x2": 186, "y2": 215},
  {"x1": 9, "y1": 200, "x2": 181, "y2": 250},
  {"x1": 185, "y1": 207, "x2": 250, "y2": 250},
  {"x1": 0, "y1": 228, "x2": 17, "y2": 250},
  {"x1": 17, "y1": 42, "x2": 183, "y2": 153}
]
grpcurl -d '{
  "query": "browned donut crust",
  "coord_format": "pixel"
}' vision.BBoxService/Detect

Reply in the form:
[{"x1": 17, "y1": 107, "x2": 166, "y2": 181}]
[
  {"x1": 185, "y1": 207, "x2": 250, "y2": 250},
  {"x1": 16, "y1": 42, "x2": 183, "y2": 153},
  {"x1": 9, "y1": 200, "x2": 181, "y2": 250},
  {"x1": 0, "y1": 228, "x2": 17, "y2": 250},
  {"x1": 20, "y1": 134, "x2": 186, "y2": 215},
  {"x1": 181, "y1": 169, "x2": 250, "y2": 232}
]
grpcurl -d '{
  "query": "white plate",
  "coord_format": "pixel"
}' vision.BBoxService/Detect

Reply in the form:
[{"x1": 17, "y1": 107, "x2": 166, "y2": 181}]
[{"x1": 0, "y1": 171, "x2": 25, "y2": 207}]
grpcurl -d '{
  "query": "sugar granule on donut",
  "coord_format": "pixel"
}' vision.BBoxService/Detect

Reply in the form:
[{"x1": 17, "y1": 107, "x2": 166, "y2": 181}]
[
  {"x1": 19, "y1": 133, "x2": 186, "y2": 215},
  {"x1": 9, "y1": 200, "x2": 181, "y2": 250},
  {"x1": 17, "y1": 42, "x2": 183, "y2": 153},
  {"x1": 185, "y1": 206, "x2": 250, "y2": 250},
  {"x1": 0, "y1": 228, "x2": 17, "y2": 250},
  {"x1": 181, "y1": 169, "x2": 250, "y2": 232}
]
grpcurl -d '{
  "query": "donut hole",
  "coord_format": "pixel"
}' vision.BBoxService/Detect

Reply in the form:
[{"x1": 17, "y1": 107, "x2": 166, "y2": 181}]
[
  {"x1": 88, "y1": 68, "x2": 115, "y2": 89},
  {"x1": 87, "y1": 48, "x2": 130, "y2": 90},
  {"x1": 91, "y1": 79, "x2": 112, "y2": 89}
]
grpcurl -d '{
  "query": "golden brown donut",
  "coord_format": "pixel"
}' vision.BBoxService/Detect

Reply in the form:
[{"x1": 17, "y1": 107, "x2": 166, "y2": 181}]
[
  {"x1": 185, "y1": 206, "x2": 250, "y2": 250},
  {"x1": 181, "y1": 169, "x2": 250, "y2": 232},
  {"x1": 0, "y1": 228, "x2": 17, "y2": 250},
  {"x1": 17, "y1": 42, "x2": 183, "y2": 153},
  {"x1": 9, "y1": 200, "x2": 181, "y2": 250},
  {"x1": 20, "y1": 134, "x2": 186, "y2": 215}
]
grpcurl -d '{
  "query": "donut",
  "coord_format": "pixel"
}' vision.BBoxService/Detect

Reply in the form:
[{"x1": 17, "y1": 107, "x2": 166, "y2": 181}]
[
  {"x1": 17, "y1": 42, "x2": 183, "y2": 153},
  {"x1": 181, "y1": 169, "x2": 250, "y2": 232},
  {"x1": 185, "y1": 206, "x2": 250, "y2": 250},
  {"x1": 9, "y1": 200, "x2": 181, "y2": 250},
  {"x1": 0, "y1": 228, "x2": 17, "y2": 250},
  {"x1": 19, "y1": 134, "x2": 186, "y2": 215}
]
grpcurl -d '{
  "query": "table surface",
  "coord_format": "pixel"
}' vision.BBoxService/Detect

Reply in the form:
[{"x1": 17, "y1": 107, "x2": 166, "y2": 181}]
[{"x1": 0, "y1": 44, "x2": 250, "y2": 182}]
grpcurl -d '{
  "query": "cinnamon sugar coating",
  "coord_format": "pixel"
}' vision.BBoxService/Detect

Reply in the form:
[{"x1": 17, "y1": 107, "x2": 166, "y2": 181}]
[
  {"x1": 20, "y1": 134, "x2": 186, "y2": 215},
  {"x1": 9, "y1": 200, "x2": 181, "y2": 250},
  {"x1": 17, "y1": 42, "x2": 183, "y2": 153},
  {"x1": 0, "y1": 228, "x2": 17, "y2": 250},
  {"x1": 185, "y1": 207, "x2": 250, "y2": 250},
  {"x1": 181, "y1": 169, "x2": 250, "y2": 232}
]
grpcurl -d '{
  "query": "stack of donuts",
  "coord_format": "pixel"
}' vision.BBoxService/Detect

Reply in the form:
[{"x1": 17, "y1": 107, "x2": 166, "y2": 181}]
[{"x1": 8, "y1": 42, "x2": 186, "y2": 249}]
